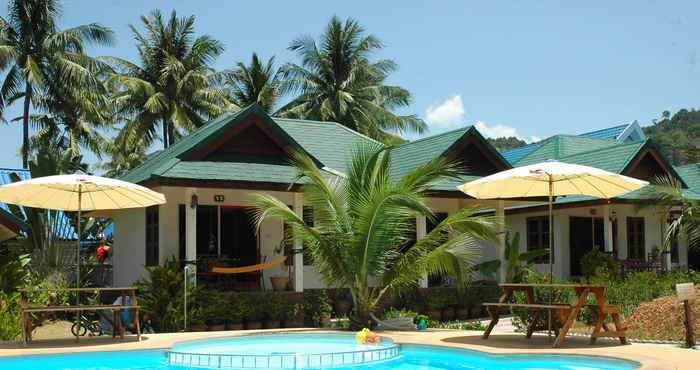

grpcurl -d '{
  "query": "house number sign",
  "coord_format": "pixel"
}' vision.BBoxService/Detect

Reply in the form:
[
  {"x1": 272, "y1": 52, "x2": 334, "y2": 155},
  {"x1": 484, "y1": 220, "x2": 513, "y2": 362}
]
[{"x1": 214, "y1": 195, "x2": 225, "y2": 202}]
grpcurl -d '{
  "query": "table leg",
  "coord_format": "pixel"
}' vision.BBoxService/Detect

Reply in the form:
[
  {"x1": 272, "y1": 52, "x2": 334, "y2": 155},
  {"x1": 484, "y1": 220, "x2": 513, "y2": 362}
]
[
  {"x1": 482, "y1": 306, "x2": 500, "y2": 339},
  {"x1": 112, "y1": 310, "x2": 117, "y2": 338},
  {"x1": 611, "y1": 311, "x2": 628, "y2": 345},
  {"x1": 526, "y1": 309, "x2": 541, "y2": 339},
  {"x1": 553, "y1": 288, "x2": 589, "y2": 348},
  {"x1": 130, "y1": 289, "x2": 141, "y2": 341}
]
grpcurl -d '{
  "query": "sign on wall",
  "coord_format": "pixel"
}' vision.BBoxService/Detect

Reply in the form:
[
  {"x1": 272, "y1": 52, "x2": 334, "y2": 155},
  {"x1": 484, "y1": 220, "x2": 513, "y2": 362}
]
[{"x1": 214, "y1": 195, "x2": 225, "y2": 203}]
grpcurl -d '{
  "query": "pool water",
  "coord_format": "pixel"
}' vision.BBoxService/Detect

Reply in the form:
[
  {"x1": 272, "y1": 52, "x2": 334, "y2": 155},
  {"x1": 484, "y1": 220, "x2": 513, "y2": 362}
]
[{"x1": 0, "y1": 334, "x2": 641, "y2": 370}]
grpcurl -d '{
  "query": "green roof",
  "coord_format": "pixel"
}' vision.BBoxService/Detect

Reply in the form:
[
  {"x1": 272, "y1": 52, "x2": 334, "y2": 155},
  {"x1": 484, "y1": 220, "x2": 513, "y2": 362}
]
[
  {"x1": 389, "y1": 127, "x2": 471, "y2": 180},
  {"x1": 514, "y1": 135, "x2": 620, "y2": 166},
  {"x1": 120, "y1": 104, "x2": 377, "y2": 185}
]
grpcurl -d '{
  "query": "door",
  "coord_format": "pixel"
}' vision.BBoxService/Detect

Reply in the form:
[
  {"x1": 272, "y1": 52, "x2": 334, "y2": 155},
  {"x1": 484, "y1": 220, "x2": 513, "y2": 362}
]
[{"x1": 569, "y1": 217, "x2": 604, "y2": 276}]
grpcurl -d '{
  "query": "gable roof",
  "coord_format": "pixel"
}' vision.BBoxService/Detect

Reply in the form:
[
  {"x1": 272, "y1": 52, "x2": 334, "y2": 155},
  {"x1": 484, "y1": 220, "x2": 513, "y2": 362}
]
[
  {"x1": 389, "y1": 127, "x2": 511, "y2": 191},
  {"x1": 121, "y1": 104, "x2": 378, "y2": 186}
]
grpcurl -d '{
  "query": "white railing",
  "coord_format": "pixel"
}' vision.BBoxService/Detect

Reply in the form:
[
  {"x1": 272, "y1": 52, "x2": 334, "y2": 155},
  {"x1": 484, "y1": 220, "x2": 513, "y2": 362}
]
[{"x1": 166, "y1": 344, "x2": 401, "y2": 369}]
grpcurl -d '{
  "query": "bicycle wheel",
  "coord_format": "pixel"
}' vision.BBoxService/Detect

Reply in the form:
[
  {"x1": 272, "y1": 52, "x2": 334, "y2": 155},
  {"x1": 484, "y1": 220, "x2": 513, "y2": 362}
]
[
  {"x1": 71, "y1": 322, "x2": 87, "y2": 337},
  {"x1": 88, "y1": 322, "x2": 103, "y2": 336}
]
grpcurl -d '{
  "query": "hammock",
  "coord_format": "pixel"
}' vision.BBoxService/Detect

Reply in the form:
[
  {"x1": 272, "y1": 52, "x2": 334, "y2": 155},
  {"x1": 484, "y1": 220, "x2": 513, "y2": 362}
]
[
  {"x1": 211, "y1": 257, "x2": 287, "y2": 274},
  {"x1": 370, "y1": 313, "x2": 417, "y2": 331}
]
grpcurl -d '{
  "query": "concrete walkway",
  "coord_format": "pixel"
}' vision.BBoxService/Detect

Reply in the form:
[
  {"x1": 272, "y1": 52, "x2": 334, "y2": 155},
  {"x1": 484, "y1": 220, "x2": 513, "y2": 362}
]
[{"x1": 1, "y1": 328, "x2": 696, "y2": 369}]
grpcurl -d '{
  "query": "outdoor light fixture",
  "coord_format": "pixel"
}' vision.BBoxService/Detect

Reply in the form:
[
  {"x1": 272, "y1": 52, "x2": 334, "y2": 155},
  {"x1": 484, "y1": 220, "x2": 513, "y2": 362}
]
[{"x1": 190, "y1": 194, "x2": 199, "y2": 209}]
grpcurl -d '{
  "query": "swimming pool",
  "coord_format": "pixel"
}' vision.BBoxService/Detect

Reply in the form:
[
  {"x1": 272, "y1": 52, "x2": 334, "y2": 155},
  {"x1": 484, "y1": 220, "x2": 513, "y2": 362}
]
[{"x1": 0, "y1": 333, "x2": 641, "y2": 370}]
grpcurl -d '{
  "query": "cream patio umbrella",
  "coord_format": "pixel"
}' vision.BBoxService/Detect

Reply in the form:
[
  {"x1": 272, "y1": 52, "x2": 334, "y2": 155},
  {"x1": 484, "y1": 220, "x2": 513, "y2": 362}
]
[
  {"x1": 458, "y1": 160, "x2": 648, "y2": 338},
  {"x1": 457, "y1": 160, "x2": 649, "y2": 281},
  {"x1": 0, "y1": 173, "x2": 166, "y2": 290}
]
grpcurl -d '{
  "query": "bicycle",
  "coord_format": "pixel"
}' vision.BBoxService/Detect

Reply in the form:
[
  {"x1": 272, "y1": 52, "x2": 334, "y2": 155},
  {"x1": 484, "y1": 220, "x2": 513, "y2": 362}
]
[{"x1": 71, "y1": 313, "x2": 103, "y2": 337}]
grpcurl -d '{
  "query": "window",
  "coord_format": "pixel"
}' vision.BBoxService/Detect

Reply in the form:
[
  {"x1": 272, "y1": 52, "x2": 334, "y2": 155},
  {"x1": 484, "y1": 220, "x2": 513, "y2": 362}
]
[
  {"x1": 527, "y1": 216, "x2": 550, "y2": 263},
  {"x1": 626, "y1": 217, "x2": 645, "y2": 260},
  {"x1": 145, "y1": 206, "x2": 159, "y2": 266}
]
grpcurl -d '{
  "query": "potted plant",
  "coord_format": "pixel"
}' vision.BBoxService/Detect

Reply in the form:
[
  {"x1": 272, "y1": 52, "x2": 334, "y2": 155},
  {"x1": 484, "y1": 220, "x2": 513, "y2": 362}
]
[
  {"x1": 333, "y1": 289, "x2": 352, "y2": 317},
  {"x1": 263, "y1": 294, "x2": 285, "y2": 329},
  {"x1": 270, "y1": 241, "x2": 292, "y2": 291},
  {"x1": 283, "y1": 303, "x2": 304, "y2": 328},
  {"x1": 455, "y1": 289, "x2": 471, "y2": 320},
  {"x1": 244, "y1": 295, "x2": 264, "y2": 330},
  {"x1": 470, "y1": 289, "x2": 483, "y2": 318},
  {"x1": 227, "y1": 295, "x2": 250, "y2": 330},
  {"x1": 441, "y1": 291, "x2": 457, "y2": 321},
  {"x1": 204, "y1": 300, "x2": 227, "y2": 331},
  {"x1": 304, "y1": 290, "x2": 332, "y2": 327},
  {"x1": 188, "y1": 308, "x2": 207, "y2": 332}
]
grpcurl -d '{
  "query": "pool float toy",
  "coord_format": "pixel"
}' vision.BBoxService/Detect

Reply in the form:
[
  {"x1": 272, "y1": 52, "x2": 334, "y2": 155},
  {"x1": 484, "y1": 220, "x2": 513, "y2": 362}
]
[{"x1": 356, "y1": 328, "x2": 381, "y2": 345}]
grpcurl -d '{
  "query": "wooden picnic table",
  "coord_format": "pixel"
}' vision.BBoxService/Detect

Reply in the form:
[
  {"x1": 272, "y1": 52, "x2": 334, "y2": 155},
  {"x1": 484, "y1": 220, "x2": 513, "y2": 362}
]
[
  {"x1": 482, "y1": 283, "x2": 627, "y2": 347},
  {"x1": 19, "y1": 287, "x2": 141, "y2": 346}
]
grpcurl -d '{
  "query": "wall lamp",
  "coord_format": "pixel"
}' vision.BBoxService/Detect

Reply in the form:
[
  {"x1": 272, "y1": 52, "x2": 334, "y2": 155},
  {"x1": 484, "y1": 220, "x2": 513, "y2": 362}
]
[{"x1": 190, "y1": 194, "x2": 199, "y2": 209}]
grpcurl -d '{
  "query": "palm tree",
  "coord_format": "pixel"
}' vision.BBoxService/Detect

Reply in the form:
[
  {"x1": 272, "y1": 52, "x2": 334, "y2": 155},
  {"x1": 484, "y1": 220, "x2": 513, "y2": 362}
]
[
  {"x1": 277, "y1": 16, "x2": 426, "y2": 144},
  {"x1": 0, "y1": 0, "x2": 114, "y2": 168},
  {"x1": 107, "y1": 9, "x2": 233, "y2": 150},
  {"x1": 252, "y1": 144, "x2": 496, "y2": 327},
  {"x1": 215, "y1": 53, "x2": 284, "y2": 113},
  {"x1": 641, "y1": 175, "x2": 700, "y2": 251},
  {"x1": 98, "y1": 127, "x2": 149, "y2": 178},
  {"x1": 30, "y1": 53, "x2": 112, "y2": 162}
]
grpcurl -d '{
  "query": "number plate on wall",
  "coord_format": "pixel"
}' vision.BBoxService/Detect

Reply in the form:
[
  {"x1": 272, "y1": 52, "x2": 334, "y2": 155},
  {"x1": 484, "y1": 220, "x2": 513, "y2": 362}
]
[{"x1": 214, "y1": 195, "x2": 225, "y2": 202}]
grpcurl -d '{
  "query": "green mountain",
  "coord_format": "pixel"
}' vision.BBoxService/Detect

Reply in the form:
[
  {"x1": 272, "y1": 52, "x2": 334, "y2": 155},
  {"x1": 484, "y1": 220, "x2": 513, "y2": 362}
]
[
  {"x1": 643, "y1": 109, "x2": 700, "y2": 165},
  {"x1": 487, "y1": 136, "x2": 527, "y2": 152}
]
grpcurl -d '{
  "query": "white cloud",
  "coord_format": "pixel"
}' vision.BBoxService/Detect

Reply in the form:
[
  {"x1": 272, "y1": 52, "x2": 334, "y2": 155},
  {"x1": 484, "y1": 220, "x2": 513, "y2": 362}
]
[
  {"x1": 475, "y1": 121, "x2": 540, "y2": 144},
  {"x1": 423, "y1": 94, "x2": 539, "y2": 144},
  {"x1": 424, "y1": 95, "x2": 466, "y2": 130}
]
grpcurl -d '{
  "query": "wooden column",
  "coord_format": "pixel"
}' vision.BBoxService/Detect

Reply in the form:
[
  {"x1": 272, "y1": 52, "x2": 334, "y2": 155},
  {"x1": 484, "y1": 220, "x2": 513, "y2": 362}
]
[
  {"x1": 185, "y1": 188, "x2": 198, "y2": 270},
  {"x1": 293, "y1": 193, "x2": 304, "y2": 292},
  {"x1": 416, "y1": 215, "x2": 428, "y2": 288}
]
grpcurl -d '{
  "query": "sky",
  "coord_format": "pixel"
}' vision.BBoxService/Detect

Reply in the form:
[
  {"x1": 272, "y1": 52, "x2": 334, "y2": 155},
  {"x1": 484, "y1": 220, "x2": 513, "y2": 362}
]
[{"x1": 1, "y1": 0, "x2": 700, "y2": 169}]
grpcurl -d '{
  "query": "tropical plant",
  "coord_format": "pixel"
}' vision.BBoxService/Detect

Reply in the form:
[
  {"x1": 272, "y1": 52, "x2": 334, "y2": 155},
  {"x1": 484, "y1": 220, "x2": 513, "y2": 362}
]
[
  {"x1": 0, "y1": 0, "x2": 114, "y2": 168},
  {"x1": 473, "y1": 232, "x2": 548, "y2": 283},
  {"x1": 98, "y1": 127, "x2": 149, "y2": 178},
  {"x1": 639, "y1": 175, "x2": 700, "y2": 252},
  {"x1": 579, "y1": 246, "x2": 620, "y2": 280},
  {"x1": 252, "y1": 144, "x2": 496, "y2": 327},
  {"x1": 0, "y1": 253, "x2": 30, "y2": 295},
  {"x1": 277, "y1": 16, "x2": 425, "y2": 144},
  {"x1": 107, "y1": 9, "x2": 233, "y2": 150},
  {"x1": 215, "y1": 53, "x2": 283, "y2": 113},
  {"x1": 135, "y1": 257, "x2": 197, "y2": 332}
]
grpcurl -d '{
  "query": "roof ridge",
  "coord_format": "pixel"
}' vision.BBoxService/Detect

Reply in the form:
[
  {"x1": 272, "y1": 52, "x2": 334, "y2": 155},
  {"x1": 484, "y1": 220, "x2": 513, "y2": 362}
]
[
  {"x1": 398, "y1": 126, "x2": 471, "y2": 147},
  {"x1": 579, "y1": 123, "x2": 629, "y2": 135},
  {"x1": 559, "y1": 139, "x2": 645, "y2": 160}
]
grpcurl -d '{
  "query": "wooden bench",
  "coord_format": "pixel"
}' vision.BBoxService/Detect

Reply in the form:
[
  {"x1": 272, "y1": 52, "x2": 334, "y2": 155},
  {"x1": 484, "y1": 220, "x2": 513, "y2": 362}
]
[
  {"x1": 482, "y1": 283, "x2": 627, "y2": 347},
  {"x1": 20, "y1": 287, "x2": 141, "y2": 346},
  {"x1": 482, "y1": 303, "x2": 574, "y2": 339}
]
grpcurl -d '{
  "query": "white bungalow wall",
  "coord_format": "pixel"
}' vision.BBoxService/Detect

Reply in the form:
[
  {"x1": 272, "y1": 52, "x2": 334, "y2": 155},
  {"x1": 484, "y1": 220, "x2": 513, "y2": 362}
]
[{"x1": 503, "y1": 203, "x2": 688, "y2": 280}]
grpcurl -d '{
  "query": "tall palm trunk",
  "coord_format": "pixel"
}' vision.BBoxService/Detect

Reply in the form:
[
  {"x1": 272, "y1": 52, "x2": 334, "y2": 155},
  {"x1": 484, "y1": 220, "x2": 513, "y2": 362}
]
[
  {"x1": 161, "y1": 117, "x2": 169, "y2": 149},
  {"x1": 22, "y1": 82, "x2": 32, "y2": 169}
]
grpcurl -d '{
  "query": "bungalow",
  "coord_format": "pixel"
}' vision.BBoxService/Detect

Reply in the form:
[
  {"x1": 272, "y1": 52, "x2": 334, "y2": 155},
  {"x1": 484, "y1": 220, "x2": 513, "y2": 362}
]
[{"x1": 111, "y1": 105, "x2": 696, "y2": 289}]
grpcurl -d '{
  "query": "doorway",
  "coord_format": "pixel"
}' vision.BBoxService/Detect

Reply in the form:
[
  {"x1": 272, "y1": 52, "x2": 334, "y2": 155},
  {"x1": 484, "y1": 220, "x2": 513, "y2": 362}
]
[
  {"x1": 220, "y1": 207, "x2": 258, "y2": 266},
  {"x1": 569, "y1": 217, "x2": 604, "y2": 276}
]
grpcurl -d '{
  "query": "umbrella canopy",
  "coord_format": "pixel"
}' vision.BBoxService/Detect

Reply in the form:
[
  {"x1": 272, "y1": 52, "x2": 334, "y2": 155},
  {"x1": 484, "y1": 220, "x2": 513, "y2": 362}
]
[
  {"x1": 0, "y1": 173, "x2": 166, "y2": 295},
  {"x1": 0, "y1": 174, "x2": 165, "y2": 211},
  {"x1": 458, "y1": 161, "x2": 649, "y2": 200}
]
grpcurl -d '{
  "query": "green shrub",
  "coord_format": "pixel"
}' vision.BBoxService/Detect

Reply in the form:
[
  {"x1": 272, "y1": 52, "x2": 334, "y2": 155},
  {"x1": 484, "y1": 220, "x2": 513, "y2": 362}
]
[
  {"x1": 227, "y1": 294, "x2": 252, "y2": 324},
  {"x1": 263, "y1": 293, "x2": 287, "y2": 321},
  {"x1": 580, "y1": 247, "x2": 620, "y2": 280},
  {"x1": 135, "y1": 258, "x2": 197, "y2": 332},
  {"x1": 304, "y1": 290, "x2": 332, "y2": 326},
  {"x1": 0, "y1": 293, "x2": 21, "y2": 341},
  {"x1": 382, "y1": 308, "x2": 418, "y2": 320}
]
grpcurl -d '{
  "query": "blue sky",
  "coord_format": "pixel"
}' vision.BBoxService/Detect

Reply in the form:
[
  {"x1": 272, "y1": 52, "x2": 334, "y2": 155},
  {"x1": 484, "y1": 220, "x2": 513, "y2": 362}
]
[{"x1": 1, "y1": 0, "x2": 699, "y2": 169}]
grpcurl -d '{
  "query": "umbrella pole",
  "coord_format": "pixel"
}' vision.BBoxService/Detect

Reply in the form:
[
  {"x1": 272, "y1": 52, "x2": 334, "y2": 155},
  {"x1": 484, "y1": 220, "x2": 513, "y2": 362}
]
[
  {"x1": 75, "y1": 185, "x2": 82, "y2": 340},
  {"x1": 548, "y1": 175, "x2": 554, "y2": 340}
]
